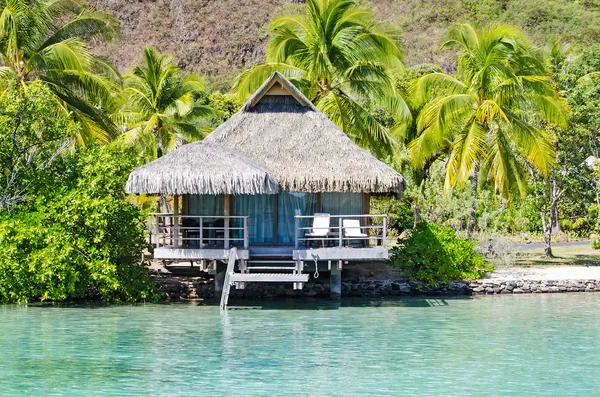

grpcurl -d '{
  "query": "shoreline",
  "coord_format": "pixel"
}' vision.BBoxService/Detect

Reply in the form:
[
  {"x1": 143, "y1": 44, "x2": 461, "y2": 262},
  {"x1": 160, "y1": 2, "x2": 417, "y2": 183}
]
[{"x1": 152, "y1": 270, "x2": 600, "y2": 301}]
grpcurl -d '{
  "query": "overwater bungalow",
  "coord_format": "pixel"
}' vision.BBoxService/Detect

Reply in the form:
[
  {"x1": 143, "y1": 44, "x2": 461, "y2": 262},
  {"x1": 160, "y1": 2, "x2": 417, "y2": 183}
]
[{"x1": 126, "y1": 73, "x2": 405, "y2": 296}]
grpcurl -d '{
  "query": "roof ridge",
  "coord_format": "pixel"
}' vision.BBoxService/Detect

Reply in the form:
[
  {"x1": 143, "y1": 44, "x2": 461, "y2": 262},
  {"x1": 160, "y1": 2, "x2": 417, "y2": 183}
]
[{"x1": 242, "y1": 72, "x2": 317, "y2": 111}]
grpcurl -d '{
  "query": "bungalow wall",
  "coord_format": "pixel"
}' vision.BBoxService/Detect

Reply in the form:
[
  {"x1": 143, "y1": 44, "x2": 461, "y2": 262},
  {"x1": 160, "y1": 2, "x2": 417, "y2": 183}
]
[{"x1": 182, "y1": 192, "x2": 370, "y2": 245}]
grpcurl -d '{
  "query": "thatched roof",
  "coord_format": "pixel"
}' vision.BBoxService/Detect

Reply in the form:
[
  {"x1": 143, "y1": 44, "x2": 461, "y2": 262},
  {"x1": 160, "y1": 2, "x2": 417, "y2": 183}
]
[
  {"x1": 242, "y1": 72, "x2": 316, "y2": 111},
  {"x1": 125, "y1": 141, "x2": 279, "y2": 195},
  {"x1": 126, "y1": 72, "x2": 405, "y2": 195},
  {"x1": 204, "y1": 72, "x2": 405, "y2": 193}
]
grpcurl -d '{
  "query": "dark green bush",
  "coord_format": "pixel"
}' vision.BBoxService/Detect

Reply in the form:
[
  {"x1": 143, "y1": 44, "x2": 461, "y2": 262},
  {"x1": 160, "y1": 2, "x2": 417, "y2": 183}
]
[
  {"x1": 390, "y1": 222, "x2": 492, "y2": 284},
  {"x1": 0, "y1": 144, "x2": 159, "y2": 303}
]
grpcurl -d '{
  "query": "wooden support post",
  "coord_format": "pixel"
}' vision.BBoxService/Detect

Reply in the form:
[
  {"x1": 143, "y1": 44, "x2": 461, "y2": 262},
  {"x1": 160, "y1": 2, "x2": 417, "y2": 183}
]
[
  {"x1": 382, "y1": 216, "x2": 387, "y2": 248},
  {"x1": 199, "y1": 216, "x2": 203, "y2": 248},
  {"x1": 338, "y1": 218, "x2": 343, "y2": 247},
  {"x1": 330, "y1": 265, "x2": 342, "y2": 299},
  {"x1": 243, "y1": 217, "x2": 249, "y2": 249},
  {"x1": 215, "y1": 260, "x2": 227, "y2": 296},
  {"x1": 294, "y1": 216, "x2": 299, "y2": 249},
  {"x1": 224, "y1": 194, "x2": 231, "y2": 249},
  {"x1": 173, "y1": 195, "x2": 179, "y2": 248},
  {"x1": 155, "y1": 214, "x2": 162, "y2": 247},
  {"x1": 237, "y1": 259, "x2": 246, "y2": 290},
  {"x1": 151, "y1": 215, "x2": 158, "y2": 248}
]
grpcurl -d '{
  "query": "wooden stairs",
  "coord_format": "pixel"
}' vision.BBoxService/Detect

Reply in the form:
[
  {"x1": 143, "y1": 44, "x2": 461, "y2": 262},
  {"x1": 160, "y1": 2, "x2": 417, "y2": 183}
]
[{"x1": 220, "y1": 248, "x2": 309, "y2": 310}]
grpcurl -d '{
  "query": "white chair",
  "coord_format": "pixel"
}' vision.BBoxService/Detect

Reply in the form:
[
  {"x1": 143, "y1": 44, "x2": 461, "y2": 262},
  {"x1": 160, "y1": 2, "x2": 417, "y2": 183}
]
[
  {"x1": 305, "y1": 213, "x2": 330, "y2": 247},
  {"x1": 343, "y1": 219, "x2": 368, "y2": 247}
]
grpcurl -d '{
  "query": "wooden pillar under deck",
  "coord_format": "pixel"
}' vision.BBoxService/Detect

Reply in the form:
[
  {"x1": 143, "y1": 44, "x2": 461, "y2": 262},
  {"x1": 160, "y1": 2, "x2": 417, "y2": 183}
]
[
  {"x1": 173, "y1": 195, "x2": 180, "y2": 248},
  {"x1": 224, "y1": 194, "x2": 231, "y2": 249},
  {"x1": 330, "y1": 263, "x2": 342, "y2": 299},
  {"x1": 215, "y1": 261, "x2": 226, "y2": 296}
]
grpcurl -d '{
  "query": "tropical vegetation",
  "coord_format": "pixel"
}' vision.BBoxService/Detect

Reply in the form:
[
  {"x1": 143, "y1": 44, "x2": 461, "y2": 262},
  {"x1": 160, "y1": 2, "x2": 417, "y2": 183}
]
[
  {"x1": 1, "y1": 0, "x2": 600, "y2": 301},
  {"x1": 0, "y1": 0, "x2": 120, "y2": 143},
  {"x1": 117, "y1": 47, "x2": 215, "y2": 159},
  {"x1": 232, "y1": 0, "x2": 410, "y2": 155},
  {"x1": 0, "y1": 84, "x2": 156, "y2": 302},
  {"x1": 390, "y1": 221, "x2": 492, "y2": 284}
]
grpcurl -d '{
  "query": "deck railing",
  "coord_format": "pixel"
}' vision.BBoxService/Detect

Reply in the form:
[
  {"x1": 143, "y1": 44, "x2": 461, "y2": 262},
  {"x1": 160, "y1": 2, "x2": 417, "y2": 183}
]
[
  {"x1": 294, "y1": 214, "x2": 387, "y2": 249},
  {"x1": 148, "y1": 213, "x2": 249, "y2": 250}
]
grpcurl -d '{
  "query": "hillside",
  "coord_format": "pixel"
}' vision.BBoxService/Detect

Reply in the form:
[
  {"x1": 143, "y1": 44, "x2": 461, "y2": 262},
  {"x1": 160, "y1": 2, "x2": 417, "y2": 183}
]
[{"x1": 90, "y1": 0, "x2": 600, "y2": 85}]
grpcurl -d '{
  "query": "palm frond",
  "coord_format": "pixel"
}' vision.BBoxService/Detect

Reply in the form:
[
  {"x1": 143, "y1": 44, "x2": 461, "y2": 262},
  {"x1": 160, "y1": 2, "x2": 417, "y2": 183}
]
[
  {"x1": 39, "y1": 9, "x2": 118, "y2": 49},
  {"x1": 445, "y1": 120, "x2": 487, "y2": 189},
  {"x1": 412, "y1": 72, "x2": 468, "y2": 107}
]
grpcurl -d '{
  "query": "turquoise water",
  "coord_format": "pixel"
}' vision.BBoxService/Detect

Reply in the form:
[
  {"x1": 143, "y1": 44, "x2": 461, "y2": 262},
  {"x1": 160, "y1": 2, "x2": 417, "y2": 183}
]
[{"x1": 1, "y1": 295, "x2": 599, "y2": 396}]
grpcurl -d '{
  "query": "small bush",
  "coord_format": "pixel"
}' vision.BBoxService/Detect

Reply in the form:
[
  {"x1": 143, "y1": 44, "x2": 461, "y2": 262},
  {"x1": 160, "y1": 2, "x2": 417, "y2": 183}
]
[
  {"x1": 390, "y1": 222, "x2": 492, "y2": 284},
  {"x1": 592, "y1": 236, "x2": 600, "y2": 250}
]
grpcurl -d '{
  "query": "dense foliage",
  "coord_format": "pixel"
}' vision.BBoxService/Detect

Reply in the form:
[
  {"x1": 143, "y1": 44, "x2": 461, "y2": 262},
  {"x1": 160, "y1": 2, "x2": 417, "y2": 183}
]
[
  {"x1": 390, "y1": 222, "x2": 491, "y2": 283},
  {"x1": 0, "y1": 142, "x2": 157, "y2": 303},
  {"x1": 0, "y1": 84, "x2": 76, "y2": 211},
  {"x1": 410, "y1": 24, "x2": 567, "y2": 198},
  {"x1": 117, "y1": 47, "x2": 215, "y2": 159},
  {"x1": 0, "y1": 0, "x2": 119, "y2": 142},
  {"x1": 0, "y1": 87, "x2": 156, "y2": 302}
]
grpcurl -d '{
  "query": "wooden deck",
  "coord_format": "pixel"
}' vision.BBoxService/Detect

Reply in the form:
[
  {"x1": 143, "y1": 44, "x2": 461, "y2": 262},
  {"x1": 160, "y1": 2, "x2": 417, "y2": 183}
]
[
  {"x1": 149, "y1": 213, "x2": 390, "y2": 262},
  {"x1": 293, "y1": 246, "x2": 388, "y2": 261}
]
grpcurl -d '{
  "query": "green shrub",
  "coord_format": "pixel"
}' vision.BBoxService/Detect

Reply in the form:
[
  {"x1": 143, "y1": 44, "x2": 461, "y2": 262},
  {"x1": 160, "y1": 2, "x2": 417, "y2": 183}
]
[
  {"x1": 0, "y1": 144, "x2": 160, "y2": 303},
  {"x1": 592, "y1": 236, "x2": 600, "y2": 250},
  {"x1": 390, "y1": 222, "x2": 492, "y2": 284}
]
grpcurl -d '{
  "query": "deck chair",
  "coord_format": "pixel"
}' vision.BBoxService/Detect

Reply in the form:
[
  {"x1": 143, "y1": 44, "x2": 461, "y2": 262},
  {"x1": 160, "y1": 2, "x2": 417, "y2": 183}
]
[
  {"x1": 305, "y1": 213, "x2": 330, "y2": 247},
  {"x1": 343, "y1": 219, "x2": 368, "y2": 247}
]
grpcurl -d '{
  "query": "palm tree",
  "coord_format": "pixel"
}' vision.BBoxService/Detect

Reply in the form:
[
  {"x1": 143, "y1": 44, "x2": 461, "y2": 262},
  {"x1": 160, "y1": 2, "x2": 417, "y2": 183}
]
[
  {"x1": 118, "y1": 47, "x2": 214, "y2": 159},
  {"x1": 232, "y1": 0, "x2": 410, "y2": 156},
  {"x1": 0, "y1": 0, "x2": 120, "y2": 143},
  {"x1": 408, "y1": 23, "x2": 568, "y2": 236}
]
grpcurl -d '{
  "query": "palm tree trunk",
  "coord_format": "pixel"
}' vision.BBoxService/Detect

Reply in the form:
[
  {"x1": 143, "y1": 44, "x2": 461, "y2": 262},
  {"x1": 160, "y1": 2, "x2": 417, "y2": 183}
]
[
  {"x1": 549, "y1": 179, "x2": 565, "y2": 242},
  {"x1": 154, "y1": 124, "x2": 169, "y2": 214},
  {"x1": 155, "y1": 126, "x2": 165, "y2": 159},
  {"x1": 551, "y1": 201, "x2": 561, "y2": 233},
  {"x1": 467, "y1": 166, "x2": 479, "y2": 239},
  {"x1": 540, "y1": 205, "x2": 555, "y2": 258},
  {"x1": 413, "y1": 158, "x2": 436, "y2": 227}
]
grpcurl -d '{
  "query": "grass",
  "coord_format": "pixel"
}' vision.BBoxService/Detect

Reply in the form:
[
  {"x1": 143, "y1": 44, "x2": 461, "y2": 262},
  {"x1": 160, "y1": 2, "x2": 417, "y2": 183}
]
[{"x1": 515, "y1": 244, "x2": 600, "y2": 267}]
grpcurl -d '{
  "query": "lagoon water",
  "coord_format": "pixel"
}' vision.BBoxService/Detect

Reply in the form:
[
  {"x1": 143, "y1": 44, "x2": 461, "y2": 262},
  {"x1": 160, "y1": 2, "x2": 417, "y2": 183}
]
[{"x1": 1, "y1": 294, "x2": 599, "y2": 396}]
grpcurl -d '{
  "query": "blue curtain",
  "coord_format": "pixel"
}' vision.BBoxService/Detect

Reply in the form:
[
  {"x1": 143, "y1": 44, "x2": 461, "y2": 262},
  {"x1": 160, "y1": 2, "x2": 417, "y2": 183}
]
[
  {"x1": 321, "y1": 193, "x2": 362, "y2": 227},
  {"x1": 188, "y1": 195, "x2": 224, "y2": 216},
  {"x1": 233, "y1": 195, "x2": 274, "y2": 243},
  {"x1": 277, "y1": 192, "x2": 318, "y2": 243}
]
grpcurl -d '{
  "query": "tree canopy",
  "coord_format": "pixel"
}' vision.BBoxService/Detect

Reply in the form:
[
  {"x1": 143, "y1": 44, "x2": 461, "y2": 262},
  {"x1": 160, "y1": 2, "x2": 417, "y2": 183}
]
[
  {"x1": 117, "y1": 47, "x2": 215, "y2": 159},
  {"x1": 0, "y1": 0, "x2": 120, "y2": 143},
  {"x1": 232, "y1": 0, "x2": 411, "y2": 156},
  {"x1": 409, "y1": 23, "x2": 569, "y2": 198}
]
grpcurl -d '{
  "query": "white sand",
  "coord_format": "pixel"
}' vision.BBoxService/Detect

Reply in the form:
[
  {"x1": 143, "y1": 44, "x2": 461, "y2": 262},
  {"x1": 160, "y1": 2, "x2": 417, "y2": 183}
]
[{"x1": 487, "y1": 266, "x2": 600, "y2": 281}]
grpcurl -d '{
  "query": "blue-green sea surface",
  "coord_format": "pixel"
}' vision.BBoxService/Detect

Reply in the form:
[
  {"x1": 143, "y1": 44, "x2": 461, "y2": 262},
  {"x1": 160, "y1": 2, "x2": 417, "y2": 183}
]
[{"x1": 1, "y1": 294, "x2": 599, "y2": 396}]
